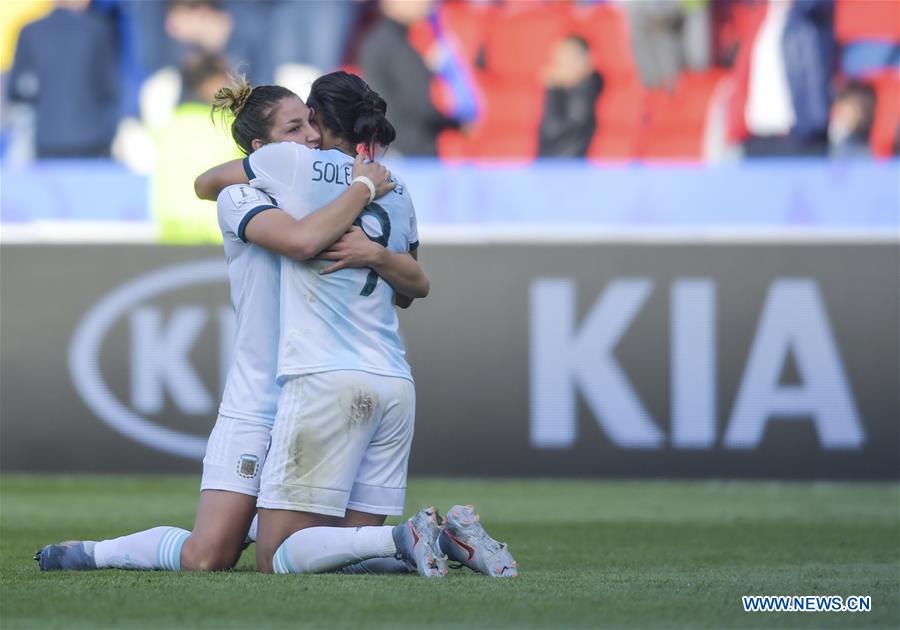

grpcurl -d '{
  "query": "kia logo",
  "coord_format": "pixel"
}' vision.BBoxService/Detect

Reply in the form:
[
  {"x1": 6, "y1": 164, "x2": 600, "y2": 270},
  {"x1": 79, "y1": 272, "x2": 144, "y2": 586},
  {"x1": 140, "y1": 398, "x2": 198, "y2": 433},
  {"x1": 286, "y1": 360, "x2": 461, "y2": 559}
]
[{"x1": 69, "y1": 259, "x2": 230, "y2": 459}]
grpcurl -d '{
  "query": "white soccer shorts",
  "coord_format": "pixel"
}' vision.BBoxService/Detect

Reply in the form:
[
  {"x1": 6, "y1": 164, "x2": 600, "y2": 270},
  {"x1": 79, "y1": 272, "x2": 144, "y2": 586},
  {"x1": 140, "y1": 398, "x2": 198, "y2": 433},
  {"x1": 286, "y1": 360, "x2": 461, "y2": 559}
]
[
  {"x1": 257, "y1": 370, "x2": 415, "y2": 517},
  {"x1": 200, "y1": 414, "x2": 272, "y2": 497}
]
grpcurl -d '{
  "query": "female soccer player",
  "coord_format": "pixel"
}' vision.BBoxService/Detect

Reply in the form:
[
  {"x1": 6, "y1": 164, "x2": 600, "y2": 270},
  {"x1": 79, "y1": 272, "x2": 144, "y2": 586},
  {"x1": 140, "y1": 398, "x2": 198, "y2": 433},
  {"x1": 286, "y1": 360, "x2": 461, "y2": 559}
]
[
  {"x1": 197, "y1": 71, "x2": 517, "y2": 578},
  {"x1": 34, "y1": 80, "x2": 403, "y2": 573}
]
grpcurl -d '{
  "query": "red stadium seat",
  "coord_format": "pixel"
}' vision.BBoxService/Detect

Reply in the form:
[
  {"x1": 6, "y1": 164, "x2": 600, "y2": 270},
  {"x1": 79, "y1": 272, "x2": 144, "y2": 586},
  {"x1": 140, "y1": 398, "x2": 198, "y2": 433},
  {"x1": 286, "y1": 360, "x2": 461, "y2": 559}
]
[
  {"x1": 467, "y1": 126, "x2": 538, "y2": 161},
  {"x1": 641, "y1": 126, "x2": 705, "y2": 161},
  {"x1": 639, "y1": 70, "x2": 725, "y2": 160},
  {"x1": 464, "y1": 72, "x2": 544, "y2": 160},
  {"x1": 588, "y1": 127, "x2": 640, "y2": 161},
  {"x1": 570, "y1": 3, "x2": 639, "y2": 83},
  {"x1": 437, "y1": 71, "x2": 545, "y2": 161},
  {"x1": 870, "y1": 71, "x2": 900, "y2": 158},
  {"x1": 836, "y1": 0, "x2": 900, "y2": 43},
  {"x1": 477, "y1": 74, "x2": 544, "y2": 131},
  {"x1": 416, "y1": 2, "x2": 728, "y2": 161},
  {"x1": 483, "y1": 4, "x2": 573, "y2": 81},
  {"x1": 407, "y1": 18, "x2": 436, "y2": 58},
  {"x1": 437, "y1": 2, "x2": 497, "y2": 66},
  {"x1": 436, "y1": 128, "x2": 470, "y2": 162},
  {"x1": 590, "y1": 78, "x2": 645, "y2": 159}
]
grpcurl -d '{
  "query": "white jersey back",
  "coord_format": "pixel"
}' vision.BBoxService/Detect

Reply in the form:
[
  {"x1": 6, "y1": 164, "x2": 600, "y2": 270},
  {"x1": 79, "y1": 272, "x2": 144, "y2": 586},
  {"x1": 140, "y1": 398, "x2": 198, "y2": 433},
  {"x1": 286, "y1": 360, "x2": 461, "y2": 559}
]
[
  {"x1": 216, "y1": 184, "x2": 282, "y2": 424},
  {"x1": 245, "y1": 143, "x2": 418, "y2": 383}
]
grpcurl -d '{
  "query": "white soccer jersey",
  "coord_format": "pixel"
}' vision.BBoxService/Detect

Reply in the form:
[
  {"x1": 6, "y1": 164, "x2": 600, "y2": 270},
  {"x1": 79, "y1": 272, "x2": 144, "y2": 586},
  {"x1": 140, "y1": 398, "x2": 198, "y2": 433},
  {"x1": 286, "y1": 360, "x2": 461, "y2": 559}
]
[
  {"x1": 216, "y1": 184, "x2": 282, "y2": 424},
  {"x1": 244, "y1": 142, "x2": 419, "y2": 384}
]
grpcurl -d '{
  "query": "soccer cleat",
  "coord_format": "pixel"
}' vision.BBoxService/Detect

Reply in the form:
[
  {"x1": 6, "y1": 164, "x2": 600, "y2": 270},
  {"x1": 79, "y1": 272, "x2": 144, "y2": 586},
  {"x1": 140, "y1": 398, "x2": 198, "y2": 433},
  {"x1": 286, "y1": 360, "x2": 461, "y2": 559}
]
[
  {"x1": 439, "y1": 505, "x2": 518, "y2": 577},
  {"x1": 392, "y1": 507, "x2": 448, "y2": 578},
  {"x1": 34, "y1": 541, "x2": 97, "y2": 571}
]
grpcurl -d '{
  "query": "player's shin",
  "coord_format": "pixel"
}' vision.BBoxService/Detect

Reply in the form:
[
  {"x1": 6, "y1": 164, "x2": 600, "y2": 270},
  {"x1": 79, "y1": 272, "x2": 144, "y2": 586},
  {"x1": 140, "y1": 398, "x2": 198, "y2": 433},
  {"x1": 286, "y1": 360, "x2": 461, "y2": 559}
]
[
  {"x1": 93, "y1": 526, "x2": 191, "y2": 570},
  {"x1": 341, "y1": 557, "x2": 414, "y2": 574},
  {"x1": 272, "y1": 526, "x2": 396, "y2": 574}
]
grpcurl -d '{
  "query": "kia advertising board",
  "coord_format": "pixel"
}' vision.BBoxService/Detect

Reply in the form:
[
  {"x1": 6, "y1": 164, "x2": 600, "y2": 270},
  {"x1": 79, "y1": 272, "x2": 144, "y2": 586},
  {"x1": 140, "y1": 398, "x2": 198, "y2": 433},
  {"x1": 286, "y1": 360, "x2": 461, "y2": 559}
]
[{"x1": 1, "y1": 242, "x2": 897, "y2": 478}]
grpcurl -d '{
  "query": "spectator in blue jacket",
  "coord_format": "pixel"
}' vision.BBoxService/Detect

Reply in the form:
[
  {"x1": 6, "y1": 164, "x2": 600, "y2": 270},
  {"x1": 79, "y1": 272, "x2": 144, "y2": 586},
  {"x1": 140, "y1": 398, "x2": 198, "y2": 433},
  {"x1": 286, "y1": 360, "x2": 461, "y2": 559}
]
[
  {"x1": 782, "y1": 0, "x2": 834, "y2": 152},
  {"x1": 8, "y1": 0, "x2": 120, "y2": 159}
]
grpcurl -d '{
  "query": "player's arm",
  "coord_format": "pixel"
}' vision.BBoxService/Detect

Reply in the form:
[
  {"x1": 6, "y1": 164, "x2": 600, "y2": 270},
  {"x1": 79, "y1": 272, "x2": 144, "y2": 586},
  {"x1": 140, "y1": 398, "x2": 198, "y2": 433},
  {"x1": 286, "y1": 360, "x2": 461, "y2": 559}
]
[
  {"x1": 319, "y1": 227, "x2": 429, "y2": 301},
  {"x1": 368, "y1": 246, "x2": 429, "y2": 302},
  {"x1": 247, "y1": 155, "x2": 394, "y2": 260},
  {"x1": 195, "y1": 159, "x2": 247, "y2": 201},
  {"x1": 393, "y1": 249, "x2": 421, "y2": 309},
  {"x1": 244, "y1": 186, "x2": 370, "y2": 261},
  {"x1": 212, "y1": 154, "x2": 395, "y2": 260}
]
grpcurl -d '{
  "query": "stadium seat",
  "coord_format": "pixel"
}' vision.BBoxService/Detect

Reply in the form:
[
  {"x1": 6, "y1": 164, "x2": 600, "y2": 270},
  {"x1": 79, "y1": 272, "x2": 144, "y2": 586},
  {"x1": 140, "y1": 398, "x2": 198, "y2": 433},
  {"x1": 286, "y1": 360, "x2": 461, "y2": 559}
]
[
  {"x1": 836, "y1": 0, "x2": 900, "y2": 43},
  {"x1": 570, "y1": 3, "x2": 639, "y2": 84},
  {"x1": 640, "y1": 126, "x2": 707, "y2": 161},
  {"x1": 588, "y1": 126, "x2": 640, "y2": 161},
  {"x1": 436, "y1": 70, "x2": 545, "y2": 161},
  {"x1": 407, "y1": 18, "x2": 436, "y2": 59},
  {"x1": 436, "y1": 128, "x2": 470, "y2": 162},
  {"x1": 640, "y1": 70, "x2": 726, "y2": 160},
  {"x1": 437, "y1": 2, "x2": 496, "y2": 66},
  {"x1": 870, "y1": 71, "x2": 900, "y2": 158},
  {"x1": 589, "y1": 78, "x2": 645, "y2": 160},
  {"x1": 467, "y1": 125, "x2": 537, "y2": 161},
  {"x1": 482, "y1": 3, "x2": 572, "y2": 81},
  {"x1": 477, "y1": 74, "x2": 544, "y2": 131}
]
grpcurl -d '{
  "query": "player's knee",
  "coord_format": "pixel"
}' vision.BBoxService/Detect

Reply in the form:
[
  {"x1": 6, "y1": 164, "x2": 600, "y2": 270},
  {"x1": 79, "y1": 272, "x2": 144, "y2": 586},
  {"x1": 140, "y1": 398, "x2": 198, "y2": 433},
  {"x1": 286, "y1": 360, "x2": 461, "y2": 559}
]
[
  {"x1": 180, "y1": 538, "x2": 241, "y2": 571},
  {"x1": 254, "y1": 541, "x2": 277, "y2": 574},
  {"x1": 255, "y1": 550, "x2": 275, "y2": 574}
]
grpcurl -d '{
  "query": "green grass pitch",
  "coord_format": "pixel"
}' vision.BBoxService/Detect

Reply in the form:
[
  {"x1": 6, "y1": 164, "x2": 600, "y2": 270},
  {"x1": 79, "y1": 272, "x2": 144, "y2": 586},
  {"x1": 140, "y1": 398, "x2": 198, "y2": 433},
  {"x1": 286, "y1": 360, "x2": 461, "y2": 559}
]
[{"x1": 1, "y1": 475, "x2": 898, "y2": 629}]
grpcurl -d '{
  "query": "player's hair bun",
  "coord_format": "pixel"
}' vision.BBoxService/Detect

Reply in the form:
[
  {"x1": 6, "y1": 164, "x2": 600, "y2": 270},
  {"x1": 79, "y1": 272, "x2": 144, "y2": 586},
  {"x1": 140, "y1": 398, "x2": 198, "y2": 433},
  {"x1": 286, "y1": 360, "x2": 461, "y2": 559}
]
[
  {"x1": 354, "y1": 88, "x2": 393, "y2": 154},
  {"x1": 359, "y1": 89, "x2": 387, "y2": 116},
  {"x1": 211, "y1": 74, "x2": 253, "y2": 119}
]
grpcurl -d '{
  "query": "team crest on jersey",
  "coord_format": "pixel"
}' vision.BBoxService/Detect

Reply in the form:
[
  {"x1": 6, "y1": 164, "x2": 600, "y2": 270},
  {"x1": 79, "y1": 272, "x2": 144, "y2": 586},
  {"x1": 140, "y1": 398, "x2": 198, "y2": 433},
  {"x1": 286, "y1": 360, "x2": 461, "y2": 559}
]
[{"x1": 237, "y1": 454, "x2": 259, "y2": 478}]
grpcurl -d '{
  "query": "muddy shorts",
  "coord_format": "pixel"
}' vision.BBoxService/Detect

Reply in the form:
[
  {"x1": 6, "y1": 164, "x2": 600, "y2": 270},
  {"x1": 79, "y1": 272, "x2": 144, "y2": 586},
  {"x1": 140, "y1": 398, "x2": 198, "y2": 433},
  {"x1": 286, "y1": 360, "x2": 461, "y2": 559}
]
[{"x1": 257, "y1": 370, "x2": 415, "y2": 517}]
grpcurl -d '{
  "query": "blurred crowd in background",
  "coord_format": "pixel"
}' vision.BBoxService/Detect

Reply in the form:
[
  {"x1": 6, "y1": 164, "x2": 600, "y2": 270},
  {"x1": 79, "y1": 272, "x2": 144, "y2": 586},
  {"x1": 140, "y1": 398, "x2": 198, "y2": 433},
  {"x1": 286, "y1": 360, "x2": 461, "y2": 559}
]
[{"x1": 2, "y1": 0, "x2": 898, "y2": 169}]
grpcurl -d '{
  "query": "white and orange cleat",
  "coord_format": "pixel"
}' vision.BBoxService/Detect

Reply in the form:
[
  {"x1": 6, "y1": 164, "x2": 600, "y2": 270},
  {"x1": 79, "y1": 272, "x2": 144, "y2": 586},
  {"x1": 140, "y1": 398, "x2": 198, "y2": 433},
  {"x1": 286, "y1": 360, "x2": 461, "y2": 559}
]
[
  {"x1": 392, "y1": 507, "x2": 449, "y2": 578},
  {"x1": 439, "y1": 505, "x2": 518, "y2": 578}
]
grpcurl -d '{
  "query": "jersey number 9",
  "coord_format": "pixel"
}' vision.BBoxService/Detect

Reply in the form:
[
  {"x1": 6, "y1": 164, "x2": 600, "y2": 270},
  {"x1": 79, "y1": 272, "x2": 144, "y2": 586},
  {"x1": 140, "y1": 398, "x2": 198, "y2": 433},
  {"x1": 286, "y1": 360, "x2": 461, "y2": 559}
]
[{"x1": 353, "y1": 203, "x2": 391, "y2": 297}]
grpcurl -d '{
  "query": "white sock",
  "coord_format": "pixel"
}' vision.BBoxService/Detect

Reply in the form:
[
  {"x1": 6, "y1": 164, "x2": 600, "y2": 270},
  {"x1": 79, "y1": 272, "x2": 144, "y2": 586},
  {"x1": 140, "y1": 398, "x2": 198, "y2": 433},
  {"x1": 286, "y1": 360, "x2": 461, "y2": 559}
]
[
  {"x1": 246, "y1": 514, "x2": 258, "y2": 543},
  {"x1": 93, "y1": 526, "x2": 190, "y2": 570},
  {"x1": 341, "y1": 557, "x2": 414, "y2": 574},
  {"x1": 273, "y1": 526, "x2": 396, "y2": 574}
]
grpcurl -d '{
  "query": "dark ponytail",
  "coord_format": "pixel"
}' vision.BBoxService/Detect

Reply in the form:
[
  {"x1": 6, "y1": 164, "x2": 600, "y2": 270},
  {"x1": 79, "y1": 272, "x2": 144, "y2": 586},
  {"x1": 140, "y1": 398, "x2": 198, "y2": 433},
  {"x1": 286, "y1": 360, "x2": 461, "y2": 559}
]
[{"x1": 307, "y1": 71, "x2": 396, "y2": 157}]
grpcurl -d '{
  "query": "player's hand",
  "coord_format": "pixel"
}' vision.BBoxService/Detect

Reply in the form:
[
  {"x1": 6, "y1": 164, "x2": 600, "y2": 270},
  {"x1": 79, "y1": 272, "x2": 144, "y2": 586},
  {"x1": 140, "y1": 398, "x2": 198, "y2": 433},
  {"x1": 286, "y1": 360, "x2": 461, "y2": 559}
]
[
  {"x1": 351, "y1": 154, "x2": 395, "y2": 200},
  {"x1": 318, "y1": 226, "x2": 385, "y2": 274}
]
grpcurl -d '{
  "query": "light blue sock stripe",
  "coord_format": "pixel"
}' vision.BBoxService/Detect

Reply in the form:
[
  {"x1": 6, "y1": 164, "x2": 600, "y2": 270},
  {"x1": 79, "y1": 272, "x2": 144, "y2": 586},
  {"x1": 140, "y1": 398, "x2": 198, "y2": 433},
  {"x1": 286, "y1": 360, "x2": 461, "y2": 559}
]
[
  {"x1": 281, "y1": 543, "x2": 296, "y2": 573},
  {"x1": 156, "y1": 530, "x2": 171, "y2": 570},
  {"x1": 156, "y1": 528, "x2": 190, "y2": 571},
  {"x1": 273, "y1": 546, "x2": 285, "y2": 574},
  {"x1": 273, "y1": 549, "x2": 283, "y2": 574},
  {"x1": 273, "y1": 543, "x2": 293, "y2": 574},
  {"x1": 167, "y1": 530, "x2": 190, "y2": 571},
  {"x1": 158, "y1": 529, "x2": 176, "y2": 570}
]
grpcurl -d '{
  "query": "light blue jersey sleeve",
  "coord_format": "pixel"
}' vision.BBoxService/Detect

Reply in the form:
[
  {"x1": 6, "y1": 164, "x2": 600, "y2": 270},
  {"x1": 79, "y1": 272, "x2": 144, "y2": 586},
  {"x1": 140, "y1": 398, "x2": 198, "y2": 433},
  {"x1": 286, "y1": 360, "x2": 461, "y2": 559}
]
[{"x1": 216, "y1": 185, "x2": 279, "y2": 243}]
